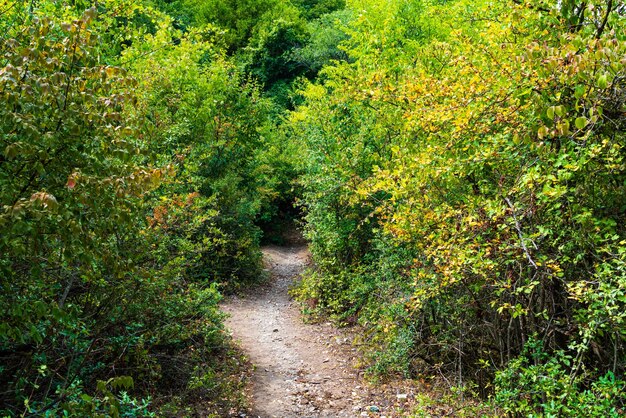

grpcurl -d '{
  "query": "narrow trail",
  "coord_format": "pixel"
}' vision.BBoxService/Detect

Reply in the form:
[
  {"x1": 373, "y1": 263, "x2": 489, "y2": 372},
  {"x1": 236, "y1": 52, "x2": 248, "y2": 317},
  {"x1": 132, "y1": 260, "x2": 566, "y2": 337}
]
[
  {"x1": 222, "y1": 244, "x2": 418, "y2": 417},
  {"x1": 222, "y1": 245, "x2": 359, "y2": 417}
]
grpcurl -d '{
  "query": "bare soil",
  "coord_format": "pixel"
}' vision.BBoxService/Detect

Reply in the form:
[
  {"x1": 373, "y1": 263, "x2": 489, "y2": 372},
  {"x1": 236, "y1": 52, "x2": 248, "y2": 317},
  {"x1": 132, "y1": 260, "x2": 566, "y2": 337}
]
[{"x1": 221, "y1": 245, "x2": 422, "y2": 418}]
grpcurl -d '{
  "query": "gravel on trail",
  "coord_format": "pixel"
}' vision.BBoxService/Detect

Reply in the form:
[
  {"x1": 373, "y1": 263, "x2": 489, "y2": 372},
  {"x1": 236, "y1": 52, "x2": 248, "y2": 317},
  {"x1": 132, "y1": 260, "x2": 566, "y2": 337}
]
[{"x1": 222, "y1": 245, "x2": 423, "y2": 418}]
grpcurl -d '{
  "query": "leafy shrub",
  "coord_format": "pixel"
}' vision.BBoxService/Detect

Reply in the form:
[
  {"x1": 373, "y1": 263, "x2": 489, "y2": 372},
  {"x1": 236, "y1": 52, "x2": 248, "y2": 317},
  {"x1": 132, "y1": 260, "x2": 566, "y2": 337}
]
[
  {"x1": 290, "y1": 0, "x2": 626, "y2": 408},
  {"x1": 495, "y1": 339, "x2": 625, "y2": 417},
  {"x1": 0, "y1": 1, "x2": 269, "y2": 415}
]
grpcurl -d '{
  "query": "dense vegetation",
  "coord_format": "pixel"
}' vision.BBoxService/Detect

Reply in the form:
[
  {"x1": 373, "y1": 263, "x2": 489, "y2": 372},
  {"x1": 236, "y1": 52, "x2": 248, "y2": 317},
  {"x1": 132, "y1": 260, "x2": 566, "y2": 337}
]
[
  {"x1": 292, "y1": 0, "x2": 626, "y2": 416},
  {"x1": 0, "y1": 0, "x2": 289, "y2": 415},
  {"x1": 1, "y1": 0, "x2": 625, "y2": 416}
]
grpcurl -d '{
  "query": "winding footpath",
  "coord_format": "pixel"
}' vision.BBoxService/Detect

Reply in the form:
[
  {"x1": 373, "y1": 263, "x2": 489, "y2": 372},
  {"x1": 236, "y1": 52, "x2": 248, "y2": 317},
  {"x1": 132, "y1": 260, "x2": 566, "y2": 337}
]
[
  {"x1": 222, "y1": 245, "x2": 363, "y2": 417},
  {"x1": 222, "y1": 245, "x2": 426, "y2": 417}
]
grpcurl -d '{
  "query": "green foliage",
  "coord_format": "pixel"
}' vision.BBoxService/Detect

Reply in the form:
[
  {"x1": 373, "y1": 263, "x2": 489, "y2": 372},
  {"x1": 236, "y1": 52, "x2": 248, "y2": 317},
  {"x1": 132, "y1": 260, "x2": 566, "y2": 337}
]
[
  {"x1": 240, "y1": 16, "x2": 309, "y2": 90},
  {"x1": 495, "y1": 339, "x2": 626, "y2": 417},
  {"x1": 34, "y1": 377, "x2": 155, "y2": 418},
  {"x1": 290, "y1": 0, "x2": 626, "y2": 413},
  {"x1": 125, "y1": 26, "x2": 273, "y2": 287},
  {"x1": 175, "y1": 0, "x2": 292, "y2": 50},
  {"x1": 0, "y1": 0, "x2": 276, "y2": 415},
  {"x1": 0, "y1": 6, "x2": 166, "y2": 413},
  {"x1": 293, "y1": 0, "x2": 347, "y2": 19},
  {"x1": 5, "y1": 0, "x2": 626, "y2": 415},
  {"x1": 235, "y1": 1, "x2": 352, "y2": 105},
  {"x1": 290, "y1": 9, "x2": 352, "y2": 77}
]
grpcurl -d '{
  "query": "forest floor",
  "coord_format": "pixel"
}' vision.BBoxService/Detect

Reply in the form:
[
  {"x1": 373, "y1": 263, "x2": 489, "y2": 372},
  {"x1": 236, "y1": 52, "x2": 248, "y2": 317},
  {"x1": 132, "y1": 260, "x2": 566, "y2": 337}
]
[{"x1": 221, "y1": 243, "x2": 434, "y2": 418}]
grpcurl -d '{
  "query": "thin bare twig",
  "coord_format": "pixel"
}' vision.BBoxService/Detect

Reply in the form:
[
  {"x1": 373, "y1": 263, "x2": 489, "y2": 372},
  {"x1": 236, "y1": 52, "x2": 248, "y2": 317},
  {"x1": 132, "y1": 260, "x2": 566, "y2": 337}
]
[{"x1": 505, "y1": 197, "x2": 537, "y2": 269}]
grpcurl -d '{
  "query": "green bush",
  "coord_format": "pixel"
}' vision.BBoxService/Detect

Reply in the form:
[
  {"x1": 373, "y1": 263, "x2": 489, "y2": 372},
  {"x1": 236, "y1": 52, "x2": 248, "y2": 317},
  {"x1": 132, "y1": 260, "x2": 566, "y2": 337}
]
[
  {"x1": 289, "y1": 0, "x2": 626, "y2": 408},
  {"x1": 0, "y1": 2, "x2": 270, "y2": 415},
  {"x1": 495, "y1": 339, "x2": 625, "y2": 417}
]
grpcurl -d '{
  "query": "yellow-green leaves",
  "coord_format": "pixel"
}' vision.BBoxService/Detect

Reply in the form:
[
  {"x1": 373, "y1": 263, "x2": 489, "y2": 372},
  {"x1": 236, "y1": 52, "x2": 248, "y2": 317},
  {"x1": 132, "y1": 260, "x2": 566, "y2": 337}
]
[
  {"x1": 547, "y1": 105, "x2": 565, "y2": 119},
  {"x1": 292, "y1": 1, "x2": 626, "y2": 412},
  {"x1": 575, "y1": 116, "x2": 588, "y2": 130}
]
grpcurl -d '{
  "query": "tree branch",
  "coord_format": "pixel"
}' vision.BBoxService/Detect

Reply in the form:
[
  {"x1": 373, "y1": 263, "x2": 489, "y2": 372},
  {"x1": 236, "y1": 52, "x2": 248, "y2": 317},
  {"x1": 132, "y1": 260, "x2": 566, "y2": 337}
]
[
  {"x1": 505, "y1": 197, "x2": 538, "y2": 269},
  {"x1": 596, "y1": 0, "x2": 613, "y2": 38}
]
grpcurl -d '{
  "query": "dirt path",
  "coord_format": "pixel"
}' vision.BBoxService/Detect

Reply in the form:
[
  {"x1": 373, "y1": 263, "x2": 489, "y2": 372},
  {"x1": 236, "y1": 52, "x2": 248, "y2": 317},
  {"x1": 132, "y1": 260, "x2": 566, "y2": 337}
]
[{"x1": 222, "y1": 245, "x2": 390, "y2": 417}]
